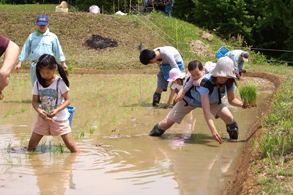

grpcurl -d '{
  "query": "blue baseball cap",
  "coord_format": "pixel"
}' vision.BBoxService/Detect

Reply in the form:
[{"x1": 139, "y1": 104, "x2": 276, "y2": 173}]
[{"x1": 37, "y1": 15, "x2": 48, "y2": 25}]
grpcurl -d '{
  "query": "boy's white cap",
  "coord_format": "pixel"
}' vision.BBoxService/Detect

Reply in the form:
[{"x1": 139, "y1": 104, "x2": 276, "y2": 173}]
[
  {"x1": 209, "y1": 56, "x2": 236, "y2": 78},
  {"x1": 241, "y1": 51, "x2": 249, "y2": 62},
  {"x1": 167, "y1": 68, "x2": 186, "y2": 82}
]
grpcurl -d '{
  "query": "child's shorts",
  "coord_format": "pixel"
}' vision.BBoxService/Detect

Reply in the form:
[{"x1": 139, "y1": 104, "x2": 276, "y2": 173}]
[
  {"x1": 167, "y1": 100, "x2": 226, "y2": 124},
  {"x1": 33, "y1": 116, "x2": 71, "y2": 136}
]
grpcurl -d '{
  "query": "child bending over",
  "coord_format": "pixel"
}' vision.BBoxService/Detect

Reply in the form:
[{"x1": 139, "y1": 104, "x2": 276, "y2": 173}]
[{"x1": 163, "y1": 68, "x2": 188, "y2": 108}]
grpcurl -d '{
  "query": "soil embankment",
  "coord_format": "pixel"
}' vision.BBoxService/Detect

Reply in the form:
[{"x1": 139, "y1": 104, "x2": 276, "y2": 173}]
[{"x1": 224, "y1": 71, "x2": 283, "y2": 195}]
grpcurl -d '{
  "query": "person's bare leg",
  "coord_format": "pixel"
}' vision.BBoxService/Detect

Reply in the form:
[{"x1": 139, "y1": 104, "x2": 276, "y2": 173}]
[
  {"x1": 159, "y1": 118, "x2": 175, "y2": 130},
  {"x1": 28, "y1": 132, "x2": 43, "y2": 151},
  {"x1": 216, "y1": 107, "x2": 234, "y2": 124},
  {"x1": 216, "y1": 107, "x2": 239, "y2": 139},
  {"x1": 61, "y1": 133, "x2": 80, "y2": 153}
]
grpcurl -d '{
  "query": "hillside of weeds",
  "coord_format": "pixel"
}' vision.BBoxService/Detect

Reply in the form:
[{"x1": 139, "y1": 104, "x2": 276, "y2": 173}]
[
  {"x1": 2, "y1": 4, "x2": 293, "y2": 194},
  {"x1": 0, "y1": 4, "x2": 227, "y2": 70}
]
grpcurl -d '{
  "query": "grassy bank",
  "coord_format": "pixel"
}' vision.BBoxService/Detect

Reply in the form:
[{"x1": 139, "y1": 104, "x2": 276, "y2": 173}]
[{"x1": 1, "y1": 4, "x2": 293, "y2": 194}]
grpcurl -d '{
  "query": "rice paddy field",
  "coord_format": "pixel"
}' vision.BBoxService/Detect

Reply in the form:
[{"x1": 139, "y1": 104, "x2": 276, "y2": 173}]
[{"x1": 0, "y1": 72, "x2": 275, "y2": 194}]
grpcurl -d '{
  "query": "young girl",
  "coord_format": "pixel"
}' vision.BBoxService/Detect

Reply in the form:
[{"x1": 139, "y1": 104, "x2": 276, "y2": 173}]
[
  {"x1": 175, "y1": 60, "x2": 205, "y2": 102},
  {"x1": 28, "y1": 54, "x2": 79, "y2": 153},
  {"x1": 163, "y1": 68, "x2": 187, "y2": 108}
]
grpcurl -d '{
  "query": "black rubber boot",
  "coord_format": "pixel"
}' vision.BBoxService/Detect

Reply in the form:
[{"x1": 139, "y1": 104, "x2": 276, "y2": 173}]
[
  {"x1": 149, "y1": 123, "x2": 165, "y2": 136},
  {"x1": 226, "y1": 121, "x2": 239, "y2": 139},
  {"x1": 152, "y1": 92, "x2": 161, "y2": 107}
]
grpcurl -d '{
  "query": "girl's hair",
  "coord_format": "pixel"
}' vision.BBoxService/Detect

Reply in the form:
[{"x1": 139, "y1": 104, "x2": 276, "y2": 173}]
[
  {"x1": 176, "y1": 78, "x2": 184, "y2": 85},
  {"x1": 36, "y1": 54, "x2": 69, "y2": 88},
  {"x1": 211, "y1": 77, "x2": 237, "y2": 89},
  {"x1": 188, "y1": 60, "x2": 204, "y2": 71}
]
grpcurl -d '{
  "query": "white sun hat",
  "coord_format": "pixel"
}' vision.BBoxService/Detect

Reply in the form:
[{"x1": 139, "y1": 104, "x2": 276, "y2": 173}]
[{"x1": 209, "y1": 56, "x2": 236, "y2": 78}]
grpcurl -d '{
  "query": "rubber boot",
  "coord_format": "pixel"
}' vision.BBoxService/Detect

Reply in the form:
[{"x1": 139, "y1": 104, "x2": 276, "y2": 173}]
[
  {"x1": 149, "y1": 123, "x2": 165, "y2": 136},
  {"x1": 153, "y1": 92, "x2": 161, "y2": 107},
  {"x1": 226, "y1": 121, "x2": 239, "y2": 139}
]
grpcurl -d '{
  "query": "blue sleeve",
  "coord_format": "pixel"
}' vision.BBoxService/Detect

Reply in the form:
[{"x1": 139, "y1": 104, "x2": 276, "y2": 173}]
[
  {"x1": 227, "y1": 83, "x2": 236, "y2": 92},
  {"x1": 52, "y1": 35, "x2": 66, "y2": 62},
  {"x1": 18, "y1": 35, "x2": 32, "y2": 62}
]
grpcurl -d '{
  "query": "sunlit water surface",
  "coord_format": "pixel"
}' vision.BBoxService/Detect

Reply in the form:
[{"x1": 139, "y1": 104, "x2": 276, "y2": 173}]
[{"x1": 0, "y1": 73, "x2": 274, "y2": 194}]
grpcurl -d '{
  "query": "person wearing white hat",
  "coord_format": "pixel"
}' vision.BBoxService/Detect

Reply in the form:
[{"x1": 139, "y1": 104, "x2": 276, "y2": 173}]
[
  {"x1": 149, "y1": 57, "x2": 244, "y2": 143},
  {"x1": 225, "y1": 50, "x2": 249, "y2": 80}
]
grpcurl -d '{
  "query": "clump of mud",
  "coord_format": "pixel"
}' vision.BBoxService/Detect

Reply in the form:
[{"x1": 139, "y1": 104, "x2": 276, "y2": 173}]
[{"x1": 85, "y1": 35, "x2": 118, "y2": 49}]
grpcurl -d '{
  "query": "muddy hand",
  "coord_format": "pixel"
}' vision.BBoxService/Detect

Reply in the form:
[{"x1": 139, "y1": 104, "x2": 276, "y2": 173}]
[{"x1": 212, "y1": 133, "x2": 222, "y2": 144}]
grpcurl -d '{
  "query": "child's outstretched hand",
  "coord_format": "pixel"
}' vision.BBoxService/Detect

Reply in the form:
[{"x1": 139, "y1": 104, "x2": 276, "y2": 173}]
[
  {"x1": 163, "y1": 104, "x2": 170, "y2": 109},
  {"x1": 212, "y1": 132, "x2": 222, "y2": 144}
]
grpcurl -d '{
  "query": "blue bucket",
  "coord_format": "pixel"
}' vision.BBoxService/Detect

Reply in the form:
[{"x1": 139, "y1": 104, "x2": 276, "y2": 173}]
[
  {"x1": 67, "y1": 106, "x2": 76, "y2": 127},
  {"x1": 161, "y1": 62, "x2": 184, "y2": 80},
  {"x1": 216, "y1": 46, "x2": 229, "y2": 59}
]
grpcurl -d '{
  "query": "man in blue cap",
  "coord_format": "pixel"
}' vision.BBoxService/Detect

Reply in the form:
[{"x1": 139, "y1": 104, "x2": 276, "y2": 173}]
[{"x1": 15, "y1": 15, "x2": 68, "y2": 86}]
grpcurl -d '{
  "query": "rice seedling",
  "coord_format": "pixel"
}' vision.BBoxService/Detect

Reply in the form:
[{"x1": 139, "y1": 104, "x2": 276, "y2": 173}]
[
  {"x1": 2, "y1": 110, "x2": 10, "y2": 119},
  {"x1": 14, "y1": 155, "x2": 21, "y2": 164},
  {"x1": 20, "y1": 108, "x2": 27, "y2": 113},
  {"x1": 239, "y1": 83, "x2": 257, "y2": 108},
  {"x1": 4, "y1": 156, "x2": 14, "y2": 170},
  {"x1": 20, "y1": 136, "x2": 25, "y2": 145},
  {"x1": 80, "y1": 130, "x2": 85, "y2": 138},
  {"x1": 90, "y1": 126, "x2": 97, "y2": 134},
  {"x1": 53, "y1": 143, "x2": 65, "y2": 154},
  {"x1": 6, "y1": 140, "x2": 12, "y2": 150}
]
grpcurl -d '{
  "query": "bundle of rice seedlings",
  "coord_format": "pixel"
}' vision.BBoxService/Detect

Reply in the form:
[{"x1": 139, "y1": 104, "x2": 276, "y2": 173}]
[{"x1": 239, "y1": 84, "x2": 257, "y2": 108}]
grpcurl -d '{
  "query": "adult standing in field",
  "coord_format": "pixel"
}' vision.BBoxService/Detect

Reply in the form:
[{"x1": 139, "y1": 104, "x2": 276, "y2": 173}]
[
  {"x1": 0, "y1": 35, "x2": 19, "y2": 91},
  {"x1": 224, "y1": 50, "x2": 249, "y2": 81},
  {"x1": 139, "y1": 46, "x2": 184, "y2": 106},
  {"x1": 15, "y1": 14, "x2": 68, "y2": 86},
  {"x1": 149, "y1": 57, "x2": 244, "y2": 143}
]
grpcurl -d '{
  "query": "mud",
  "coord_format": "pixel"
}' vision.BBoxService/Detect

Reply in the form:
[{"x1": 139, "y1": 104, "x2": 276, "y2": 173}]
[
  {"x1": 84, "y1": 35, "x2": 118, "y2": 50},
  {"x1": 0, "y1": 69, "x2": 281, "y2": 194}
]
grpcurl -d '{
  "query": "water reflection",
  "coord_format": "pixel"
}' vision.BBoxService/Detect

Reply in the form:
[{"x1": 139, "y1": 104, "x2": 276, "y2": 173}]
[{"x1": 29, "y1": 153, "x2": 78, "y2": 194}]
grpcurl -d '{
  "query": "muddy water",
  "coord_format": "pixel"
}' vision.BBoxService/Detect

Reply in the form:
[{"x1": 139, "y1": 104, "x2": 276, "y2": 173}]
[{"x1": 0, "y1": 73, "x2": 274, "y2": 194}]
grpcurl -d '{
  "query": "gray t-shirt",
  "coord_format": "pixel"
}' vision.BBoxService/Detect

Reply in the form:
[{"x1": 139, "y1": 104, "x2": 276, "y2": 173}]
[{"x1": 154, "y1": 46, "x2": 183, "y2": 69}]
